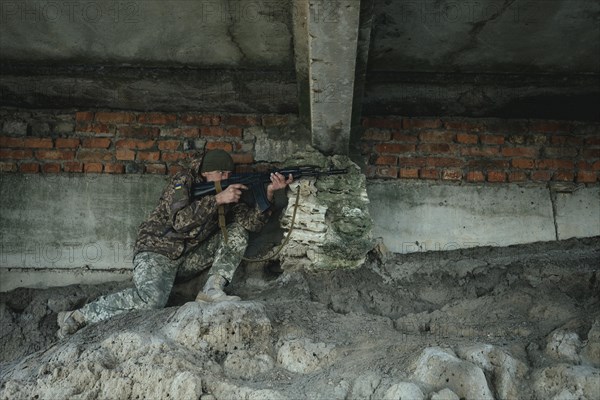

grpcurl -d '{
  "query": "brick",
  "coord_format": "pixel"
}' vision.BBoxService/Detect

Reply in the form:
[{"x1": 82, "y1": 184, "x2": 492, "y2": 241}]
[
  {"x1": 95, "y1": 111, "x2": 136, "y2": 124},
  {"x1": 162, "y1": 128, "x2": 200, "y2": 138},
  {"x1": 20, "y1": 163, "x2": 40, "y2": 173},
  {"x1": 399, "y1": 168, "x2": 419, "y2": 179},
  {"x1": 582, "y1": 148, "x2": 600, "y2": 159},
  {"x1": 508, "y1": 171, "x2": 527, "y2": 182},
  {"x1": 467, "y1": 160, "x2": 510, "y2": 169},
  {"x1": 537, "y1": 159, "x2": 574, "y2": 170},
  {"x1": 138, "y1": 113, "x2": 177, "y2": 125},
  {"x1": 593, "y1": 160, "x2": 600, "y2": 171},
  {"x1": 115, "y1": 139, "x2": 155, "y2": 150},
  {"x1": 158, "y1": 140, "x2": 181, "y2": 151},
  {"x1": 576, "y1": 171, "x2": 597, "y2": 183},
  {"x1": 118, "y1": 126, "x2": 160, "y2": 138},
  {"x1": 227, "y1": 127, "x2": 243, "y2": 137},
  {"x1": 577, "y1": 161, "x2": 593, "y2": 171},
  {"x1": 116, "y1": 148, "x2": 136, "y2": 161},
  {"x1": 398, "y1": 157, "x2": 427, "y2": 167},
  {"x1": 402, "y1": 118, "x2": 442, "y2": 130},
  {"x1": 419, "y1": 131, "x2": 455, "y2": 143},
  {"x1": 543, "y1": 147, "x2": 578, "y2": 158},
  {"x1": 501, "y1": 147, "x2": 538, "y2": 158},
  {"x1": 456, "y1": 133, "x2": 479, "y2": 144},
  {"x1": 231, "y1": 153, "x2": 254, "y2": 164},
  {"x1": 530, "y1": 120, "x2": 572, "y2": 133},
  {"x1": 55, "y1": 138, "x2": 80, "y2": 148},
  {"x1": 551, "y1": 135, "x2": 584, "y2": 146},
  {"x1": 145, "y1": 164, "x2": 166, "y2": 174},
  {"x1": 137, "y1": 151, "x2": 160, "y2": 162},
  {"x1": 426, "y1": 157, "x2": 463, "y2": 168},
  {"x1": 104, "y1": 163, "x2": 125, "y2": 174},
  {"x1": 181, "y1": 114, "x2": 221, "y2": 126},
  {"x1": 363, "y1": 128, "x2": 391, "y2": 141},
  {"x1": 443, "y1": 120, "x2": 486, "y2": 132},
  {"x1": 374, "y1": 155, "x2": 398, "y2": 165},
  {"x1": 75, "y1": 111, "x2": 94, "y2": 122},
  {"x1": 466, "y1": 171, "x2": 485, "y2": 182},
  {"x1": 531, "y1": 170, "x2": 552, "y2": 182},
  {"x1": 512, "y1": 159, "x2": 535, "y2": 169},
  {"x1": 35, "y1": 150, "x2": 75, "y2": 161},
  {"x1": 262, "y1": 115, "x2": 290, "y2": 127},
  {"x1": 553, "y1": 171, "x2": 575, "y2": 182},
  {"x1": 84, "y1": 163, "x2": 103, "y2": 173},
  {"x1": 82, "y1": 138, "x2": 111, "y2": 149},
  {"x1": 419, "y1": 169, "x2": 439, "y2": 180},
  {"x1": 77, "y1": 150, "x2": 113, "y2": 162},
  {"x1": 442, "y1": 169, "x2": 462, "y2": 181},
  {"x1": 206, "y1": 142, "x2": 234, "y2": 152},
  {"x1": 161, "y1": 152, "x2": 188, "y2": 162},
  {"x1": 585, "y1": 136, "x2": 600, "y2": 146},
  {"x1": 375, "y1": 143, "x2": 415, "y2": 154},
  {"x1": 23, "y1": 138, "x2": 53, "y2": 148},
  {"x1": 223, "y1": 115, "x2": 260, "y2": 126},
  {"x1": 487, "y1": 171, "x2": 506, "y2": 182},
  {"x1": 42, "y1": 163, "x2": 61, "y2": 173},
  {"x1": 391, "y1": 132, "x2": 419, "y2": 143},
  {"x1": 64, "y1": 162, "x2": 83, "y2": 173},
  {"x1": 200, "y1": 126, "x2": 228, "y2": 137},
  {"x1": 76, "y1": 122, "x2": 113, "y2": 135},
  {"x1": 480, "y1": 135, "x2": 505, "y2": 145},
  {"x1": 0, "y1": 136, "x2": 24, "y2": 147},
  {"x1": 0, "y1": 162, "x2": 17, "y2": 172},
  {"x1": 418, "y1": 143, "x2": 453, "y2": 154}
]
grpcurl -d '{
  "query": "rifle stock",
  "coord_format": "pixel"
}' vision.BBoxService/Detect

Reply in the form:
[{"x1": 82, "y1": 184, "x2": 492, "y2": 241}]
[{"x1": 191, "y1": 166, "x2": 347, "y2": 212}]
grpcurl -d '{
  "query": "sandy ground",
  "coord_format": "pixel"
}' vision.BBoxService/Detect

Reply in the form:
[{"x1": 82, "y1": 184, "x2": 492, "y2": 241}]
[{"x1": 1, "y1": 237, "x2": 599, "y2": 399}]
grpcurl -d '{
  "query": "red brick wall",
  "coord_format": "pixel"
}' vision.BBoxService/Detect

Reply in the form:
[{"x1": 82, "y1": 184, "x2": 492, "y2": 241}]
[
  {"x1": 0, "y1": 110, "x2": 291, "y2": 175},
  {"x1": 361, "y1": 117, "x2": 600, "y2": 184},
  {"x1": 1, "y1": 110, "x2": 599, "y2": 185}
]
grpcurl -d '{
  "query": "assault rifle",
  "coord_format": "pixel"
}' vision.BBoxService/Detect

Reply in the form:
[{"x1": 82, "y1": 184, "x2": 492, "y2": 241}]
[{"x1": 191, "y1": 166, "x2": 348, "y2": 212}]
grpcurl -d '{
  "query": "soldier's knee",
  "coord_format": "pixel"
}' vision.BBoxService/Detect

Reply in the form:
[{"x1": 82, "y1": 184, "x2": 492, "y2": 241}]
[
  {"x1": 227, "y1": 223, "x2": 249, "y2": 241},
  {"x1": 136, "y1": 287, "x2": 169, "y2": 310}
]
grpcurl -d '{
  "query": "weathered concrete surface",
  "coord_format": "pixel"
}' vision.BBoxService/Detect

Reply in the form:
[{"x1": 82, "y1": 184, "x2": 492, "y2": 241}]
[
  {"x1": 0, "y1": 0, "x2": 292, "y2": 67},
  {"x1": 555, "y1": 186, "x2": 600, "y2": 240},
  {"x1": 367, "y1": 181, "x2": 558, "y2": 254},
  {"x1": 2, "y1": 174, "x2": 598, "y2": 291},
  {"x1": 0, "y1": 174, "x2": 166, "y2": 291}
]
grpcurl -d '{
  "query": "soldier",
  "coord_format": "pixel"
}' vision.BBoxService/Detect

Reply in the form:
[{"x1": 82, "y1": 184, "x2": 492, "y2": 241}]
[{"x1": 57, "y1": 149, "x2": 293, "y2": 338}]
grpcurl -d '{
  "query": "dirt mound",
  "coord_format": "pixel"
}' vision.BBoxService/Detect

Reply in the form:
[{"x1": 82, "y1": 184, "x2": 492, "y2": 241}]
[{"x1": 1, "y1": 238, "x2": 599, "y2": 399}]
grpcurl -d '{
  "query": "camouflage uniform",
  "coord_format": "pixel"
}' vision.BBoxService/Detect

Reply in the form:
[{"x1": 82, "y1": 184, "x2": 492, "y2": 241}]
[{"x1": 78, "y1": 166, "x2": 269, "y2": 324}]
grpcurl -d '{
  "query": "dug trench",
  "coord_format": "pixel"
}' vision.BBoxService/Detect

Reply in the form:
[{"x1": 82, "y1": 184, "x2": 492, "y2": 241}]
[{"x1": 1, "y1": 237, "x2": 599, "y2": 399}]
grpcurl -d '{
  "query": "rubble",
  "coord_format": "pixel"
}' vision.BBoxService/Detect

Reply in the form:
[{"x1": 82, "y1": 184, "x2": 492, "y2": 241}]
[{"x1": 0, "y1": 238, "x2": 598, "y2": 400}]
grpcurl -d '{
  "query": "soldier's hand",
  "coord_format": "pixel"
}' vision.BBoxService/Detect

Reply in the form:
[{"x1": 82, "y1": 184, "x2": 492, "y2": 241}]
[
  {"x1": 215, "y1": 184, "x2": 247, "y2": 205},
  {"x1": 266, "y1": 173, "x2": 294, "y2": 202}
]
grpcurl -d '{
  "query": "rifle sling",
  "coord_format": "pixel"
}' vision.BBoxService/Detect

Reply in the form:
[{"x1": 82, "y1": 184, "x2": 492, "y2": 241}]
[{"x1": 214, "y1": 181, "x2": 228, "y2": 244}]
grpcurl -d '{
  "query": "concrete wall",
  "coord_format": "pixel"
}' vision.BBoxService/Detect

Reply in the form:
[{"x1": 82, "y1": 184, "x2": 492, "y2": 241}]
[
  {"x1": 367, "y1": 181, "x2": 600, "y2": 254},
  {"x1": 1, "y1": 174, "x2": 598, "y2": 292}
]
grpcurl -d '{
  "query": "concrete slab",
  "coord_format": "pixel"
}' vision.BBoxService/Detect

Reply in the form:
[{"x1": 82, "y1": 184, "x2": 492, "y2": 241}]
[
  {"x1": 555, "y1": 186, "x2": 600, "y2": 240},
  {"x1": 0, "y1": 174, "x2": 166, "y2": 275},
  {"x1": 367, "y1": 181, "x2": 557, "y2": 254}
]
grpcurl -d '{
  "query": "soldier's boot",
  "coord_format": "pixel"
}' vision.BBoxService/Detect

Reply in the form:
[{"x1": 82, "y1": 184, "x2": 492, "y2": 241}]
[
  {"x1": 56, "y1": 309, "x2": 86, "y2": 339},
  {"x1": 195, "y1": 275, "x2": 241, "y2": 303}
]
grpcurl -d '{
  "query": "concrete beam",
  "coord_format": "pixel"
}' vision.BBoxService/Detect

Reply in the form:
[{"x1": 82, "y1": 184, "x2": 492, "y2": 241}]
[
  {"x1": 555, "y1": 186, "x2": 600, "y2": 240},
  {"x1": 294, "y1": 0, "x2": 371, "y2": 155}
]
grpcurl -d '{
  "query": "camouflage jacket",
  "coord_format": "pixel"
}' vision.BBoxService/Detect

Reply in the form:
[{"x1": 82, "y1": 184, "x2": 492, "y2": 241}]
[{"x1": 134, "y1": 168, "x2": 270, "y2": 260}]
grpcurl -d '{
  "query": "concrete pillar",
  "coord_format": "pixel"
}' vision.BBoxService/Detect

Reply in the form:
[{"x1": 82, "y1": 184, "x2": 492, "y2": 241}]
[{"x1": 293, "y1": 0, "x2": 372, "y2": 155}]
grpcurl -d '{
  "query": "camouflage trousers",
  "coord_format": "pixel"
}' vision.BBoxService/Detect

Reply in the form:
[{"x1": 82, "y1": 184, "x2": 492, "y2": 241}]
[{"x1": 79, "y1": 223, "x2": 249, "y2": 324}]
